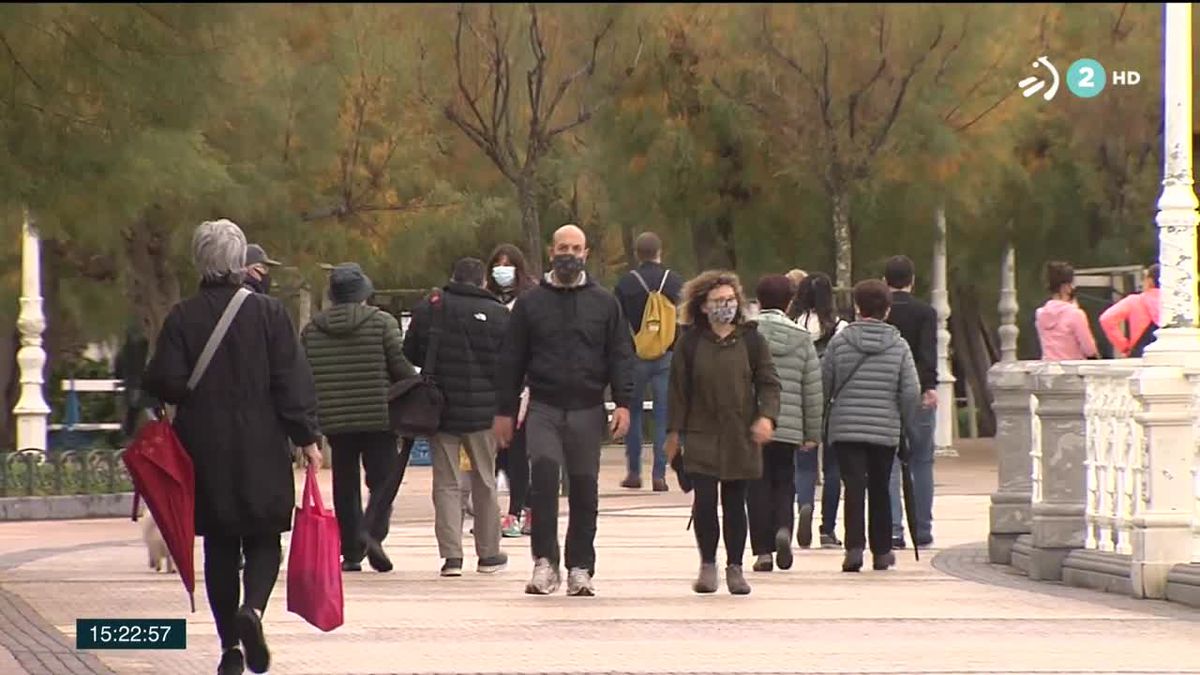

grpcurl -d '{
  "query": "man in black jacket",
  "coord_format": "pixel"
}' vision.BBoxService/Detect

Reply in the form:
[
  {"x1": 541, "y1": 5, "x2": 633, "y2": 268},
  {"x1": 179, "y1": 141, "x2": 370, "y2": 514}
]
[
  {"x1": 493, "y1": 224, "x2": 635, "y2": 597},
  {"x1": 614, "y1": 232, "x2": 685, "y2": 492},
  {"x1": 883, "y1": 255, "x2": 938, "y2": 548},
  {"x1": 405, "y1": 258, "x2": 510, "y2": 578}
]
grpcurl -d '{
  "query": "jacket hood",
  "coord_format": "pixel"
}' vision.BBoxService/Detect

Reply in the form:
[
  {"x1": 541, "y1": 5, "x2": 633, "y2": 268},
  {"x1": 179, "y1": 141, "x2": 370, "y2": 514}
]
[
  {"x1": 840, "y1": 319, "x2": 903, "y2": 355},
  {"x1": 1036, "y1": 299, "x2": 1078, "y2": 332},
  {"x1": 758, "y1": 309, "x2": 809, "y2": 356},
  {"x1": 313, "y1": 303, "x2": 382, "y2": 336}
]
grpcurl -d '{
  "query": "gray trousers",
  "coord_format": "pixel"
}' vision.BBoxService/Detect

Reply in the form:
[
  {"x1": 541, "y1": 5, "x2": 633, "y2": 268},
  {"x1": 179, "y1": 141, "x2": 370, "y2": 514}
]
[{"x1": 431, "y1": 430, "x2": 501, "y2": 560}]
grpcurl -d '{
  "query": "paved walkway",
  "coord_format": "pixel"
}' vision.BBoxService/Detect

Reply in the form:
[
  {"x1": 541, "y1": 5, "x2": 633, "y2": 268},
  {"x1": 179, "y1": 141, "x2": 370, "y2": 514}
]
[{"x1": 1, "y1": 441, "x2": 1198, "y2": 674}]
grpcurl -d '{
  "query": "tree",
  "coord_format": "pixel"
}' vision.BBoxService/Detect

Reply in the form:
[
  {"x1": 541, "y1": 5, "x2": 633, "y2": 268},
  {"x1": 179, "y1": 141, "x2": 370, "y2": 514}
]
[{"x1": 428, "y1": 3, "x2": 638, "y2": 273}]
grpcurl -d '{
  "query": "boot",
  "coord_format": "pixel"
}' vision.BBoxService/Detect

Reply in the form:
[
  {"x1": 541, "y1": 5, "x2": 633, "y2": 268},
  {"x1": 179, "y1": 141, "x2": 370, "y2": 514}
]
[
  {"x1": 842, "y1": 548, "x2": 864, "y2": 573},
  {"x1": 873, "y1": 551, "x2": 896, "y2": 571},
  {"x1": 725, "y1": 565, "x2": 751, "y2": 595},
  {"x1": 693, "y1": 563, "x2": 718, "y2": 594}
]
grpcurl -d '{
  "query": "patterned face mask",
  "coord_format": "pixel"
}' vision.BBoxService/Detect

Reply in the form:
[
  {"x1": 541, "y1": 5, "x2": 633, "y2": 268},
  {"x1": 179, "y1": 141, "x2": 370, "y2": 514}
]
[{"x1": 710, "y1": 304, "x2": 738, "y2": 325}]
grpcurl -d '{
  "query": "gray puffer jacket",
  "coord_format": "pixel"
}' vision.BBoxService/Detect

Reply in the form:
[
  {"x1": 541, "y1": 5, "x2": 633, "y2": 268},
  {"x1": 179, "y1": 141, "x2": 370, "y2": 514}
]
[
  {"x1": 755, "y1": 310, "x2": 822, "y2": 445},
  {"x1": 822, "y1": 319, "x2": 919, "y2": 448}
]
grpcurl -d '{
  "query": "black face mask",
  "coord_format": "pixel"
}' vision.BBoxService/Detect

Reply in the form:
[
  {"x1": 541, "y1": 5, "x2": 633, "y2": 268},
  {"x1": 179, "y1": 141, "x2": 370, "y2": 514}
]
[
  {"x1": 551, "y1": 254, "x2": 585, "y2": 284},
  {"x1": 248, "y1": 273, "x2": 272, "y2": 295}
]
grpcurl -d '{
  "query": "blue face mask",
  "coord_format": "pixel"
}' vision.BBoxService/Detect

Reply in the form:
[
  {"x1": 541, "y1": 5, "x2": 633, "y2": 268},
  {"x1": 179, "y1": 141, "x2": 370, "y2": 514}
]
[{"x1": 492, "y1": 265, "x2": 516, "y2": 288}]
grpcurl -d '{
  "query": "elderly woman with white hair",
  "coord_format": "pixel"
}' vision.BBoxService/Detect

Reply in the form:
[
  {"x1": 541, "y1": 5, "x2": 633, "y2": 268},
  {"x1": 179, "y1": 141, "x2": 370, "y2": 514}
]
[{"x1": 144, "y1": 219, "x2": 322, "y2": 675}]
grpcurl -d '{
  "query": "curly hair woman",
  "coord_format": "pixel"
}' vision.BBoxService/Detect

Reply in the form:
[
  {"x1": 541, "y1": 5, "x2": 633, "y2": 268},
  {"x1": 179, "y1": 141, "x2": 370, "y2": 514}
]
[{"x1": 665, "y1": 270, "x2": 781, "y2": 595}]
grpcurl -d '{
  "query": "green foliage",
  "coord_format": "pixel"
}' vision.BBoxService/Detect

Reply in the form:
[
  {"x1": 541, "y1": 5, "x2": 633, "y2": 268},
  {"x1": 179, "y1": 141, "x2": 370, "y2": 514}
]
[{"x1": 0, "y1": 3, "x2": 1173, "y2": 365}]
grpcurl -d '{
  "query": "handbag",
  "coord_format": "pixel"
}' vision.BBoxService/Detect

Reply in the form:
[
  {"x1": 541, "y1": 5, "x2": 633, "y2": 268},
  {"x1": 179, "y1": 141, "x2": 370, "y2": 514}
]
[
  {"x1": 388, "y1": 295, "x2": 447, "y2": 437},
  {"x1": 287, "y1": 465, "x2": 344, "y2": 632}
]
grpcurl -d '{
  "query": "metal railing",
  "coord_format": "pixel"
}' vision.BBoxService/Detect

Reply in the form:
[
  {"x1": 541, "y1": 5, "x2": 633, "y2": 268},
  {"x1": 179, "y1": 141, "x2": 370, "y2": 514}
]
[{"x1": 0, "y1": 449, "x2": 132, "y2": 498}]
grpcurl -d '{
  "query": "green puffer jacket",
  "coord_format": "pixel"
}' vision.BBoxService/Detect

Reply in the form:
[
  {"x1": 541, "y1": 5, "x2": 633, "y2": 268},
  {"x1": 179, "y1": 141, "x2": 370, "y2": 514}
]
[
  {"x1": 755, "y1": 310, "x2": 823, "y2": 445},
  {"x1": 301, "y1": 304, "x2": 415, "y2": 435}
]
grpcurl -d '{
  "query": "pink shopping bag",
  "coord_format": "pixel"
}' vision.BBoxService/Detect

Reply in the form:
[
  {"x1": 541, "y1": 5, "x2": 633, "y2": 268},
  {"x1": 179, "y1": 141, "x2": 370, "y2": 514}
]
[{"x1": 287, "y1": 465, "x2": 344, "y2": 632}]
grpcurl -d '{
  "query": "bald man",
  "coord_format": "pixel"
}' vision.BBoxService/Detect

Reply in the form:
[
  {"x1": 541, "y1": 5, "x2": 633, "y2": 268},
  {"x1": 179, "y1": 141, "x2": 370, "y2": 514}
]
[{"x1": 494, "y1": 224, "x2": 635, "y2": 596}]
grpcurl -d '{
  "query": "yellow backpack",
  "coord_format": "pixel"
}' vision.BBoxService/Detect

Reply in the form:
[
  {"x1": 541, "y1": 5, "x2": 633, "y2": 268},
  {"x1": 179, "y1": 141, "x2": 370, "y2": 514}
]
[{"x1": 630, "y1": 270, "x2": 677, "y2": 360}]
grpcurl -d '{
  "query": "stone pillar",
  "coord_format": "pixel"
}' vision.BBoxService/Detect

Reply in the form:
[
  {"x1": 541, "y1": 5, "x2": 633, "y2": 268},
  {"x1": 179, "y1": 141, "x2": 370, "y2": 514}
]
[
  {"x1": 13, "y1": 209, "x2": 50, "y2": 451},
  {"x1": 988, "y1": 361, "x2": 1037, "y2": 564},
  {"x1": 1147, "y1": 2, "x2": 1200, "y2": 363},
  {"x1": 998, "y1": 244, "x2": 1019, "y2": 363},
  {"x1": 1131, "y1": 364, "x2": 1196, "y2": 598},
  {"x1": 1028, "y1": 362, "x2": 1088, "y2": 581},
  {"x1": 932, "y1": 206, "x2": 958, "y2": 457}
]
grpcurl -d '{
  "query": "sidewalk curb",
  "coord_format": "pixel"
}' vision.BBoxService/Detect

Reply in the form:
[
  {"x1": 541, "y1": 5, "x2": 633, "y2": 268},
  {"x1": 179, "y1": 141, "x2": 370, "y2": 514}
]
[{"x1": 0, "y1": 494, "x2": 134, "y2": 522}]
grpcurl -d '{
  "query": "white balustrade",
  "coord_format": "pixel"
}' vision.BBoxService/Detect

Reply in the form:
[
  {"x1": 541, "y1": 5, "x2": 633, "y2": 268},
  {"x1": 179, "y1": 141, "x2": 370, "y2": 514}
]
[
  {"x1": 1081, "y1": 363, "x2": 1145, "y2": 555},
  {"x1": 1187, "y1": 369, "x2": 1200, "y2": 563}
]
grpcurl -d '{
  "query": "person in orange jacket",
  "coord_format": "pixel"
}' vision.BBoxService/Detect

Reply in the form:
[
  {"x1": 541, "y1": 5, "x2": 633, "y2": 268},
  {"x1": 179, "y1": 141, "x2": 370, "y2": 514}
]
[{"x1": 1099, "y1": 264, "x2": 1161, "y2": 358}]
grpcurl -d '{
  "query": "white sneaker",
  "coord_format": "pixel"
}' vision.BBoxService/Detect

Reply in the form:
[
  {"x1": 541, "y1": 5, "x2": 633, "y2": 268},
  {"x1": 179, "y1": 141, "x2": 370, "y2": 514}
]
[
  {"x1": 525, "y1": 558, "x2": 561, "y2": 595},
  {"x1": 566, "y1": 567, "x2": 595, "y2": 597}
]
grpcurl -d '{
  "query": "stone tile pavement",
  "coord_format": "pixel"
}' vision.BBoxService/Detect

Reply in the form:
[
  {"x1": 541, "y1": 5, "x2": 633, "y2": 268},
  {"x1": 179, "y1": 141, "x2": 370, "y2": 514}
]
[{"x1": 0, "y1": 441, "x2": 1198, "y2": 674}]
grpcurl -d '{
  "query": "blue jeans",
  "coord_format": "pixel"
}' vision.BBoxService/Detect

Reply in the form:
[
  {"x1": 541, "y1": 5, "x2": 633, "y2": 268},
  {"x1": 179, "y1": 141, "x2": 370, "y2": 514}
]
[
  {"x1": 795, "y1": 442, "x2": 841, "y2": 535},
  {"x1": 890, "y1": 405, "x2": 936, "y2": 542},
  {"x1": 625, "y1": 352, "x2": 671, "y2": 481}
]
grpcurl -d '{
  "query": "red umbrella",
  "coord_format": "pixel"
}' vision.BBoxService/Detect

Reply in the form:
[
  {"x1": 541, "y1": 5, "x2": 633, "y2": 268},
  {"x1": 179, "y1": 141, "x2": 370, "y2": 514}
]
[{"x1": 123, "y1": 417, "x2": 196, "y2": 612}]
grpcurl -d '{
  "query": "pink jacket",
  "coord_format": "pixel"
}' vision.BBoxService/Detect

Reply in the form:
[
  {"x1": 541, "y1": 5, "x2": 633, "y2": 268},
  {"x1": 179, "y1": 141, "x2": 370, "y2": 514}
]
[
  {"x1": 1036, "y1": 299, "x2": 1099, "y2": 361},
  {"x1": 1099, "y1": 288, "x2": 1161, "y2": 357}
]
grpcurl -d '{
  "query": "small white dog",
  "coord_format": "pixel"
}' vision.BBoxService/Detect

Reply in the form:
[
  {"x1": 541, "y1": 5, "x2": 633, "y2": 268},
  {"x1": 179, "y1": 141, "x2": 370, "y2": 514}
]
[{"x1": 140, "y1": 507, "x2": 176, "y2": 574}]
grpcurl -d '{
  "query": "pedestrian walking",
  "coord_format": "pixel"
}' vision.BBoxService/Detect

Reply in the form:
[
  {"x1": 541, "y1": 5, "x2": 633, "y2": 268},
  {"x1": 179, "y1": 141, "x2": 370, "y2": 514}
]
[
  {"x1": 242, "y1": 244, "x2": 281, "y2": 295},
  {"x1": 405, "y1": 257, "x2": 511, "y2": 577},
  {"x1": 665, "y1": 270, "x2": 781, "y2": 595},
  {"x1": 144, "y1": 219, "x2": 323, "y2": 675},
  {"x1": 614, "y1": 232, "x2": 685, "y2": 492},
  {"x1": 486, "y1": 243, "x2": 538, "y2": 538},
  {"x1": 883, "y1": 256, "x2": 938, "y2": 549},
  {"x1": 823, "y1": 279, "x2": 920, "y2": 573},
  {"x1": 302, "y1": 263, "x2": 416, "y2": 574},
  {"x1": 1100, "y1": 263, "x2": 1161, "y2": 358},
  {"x1": 746, "y1": 275, "x2": 822, "y2": 572},
  {"x1": 1035, "y1": 261, "x2": 1099, "y2": 361},
  {"x1": 493, "y1": 224, "x2": 635, "y2": 597},
  {"x1": 789, "y1": 271, "x2": 847, "y2": 549}
]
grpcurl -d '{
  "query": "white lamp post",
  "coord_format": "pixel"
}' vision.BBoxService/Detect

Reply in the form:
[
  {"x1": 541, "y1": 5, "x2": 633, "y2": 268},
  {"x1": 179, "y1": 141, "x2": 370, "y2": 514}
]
[
  {"x1": 1146, "y1": 2, "x2": 1200, "y2": 363},
  {"x1": 932, "y1": 207, "x2": 958, "y2": 457},
  {"x1": 13, "y1": 209, "x2": 50, "y2": 451}
]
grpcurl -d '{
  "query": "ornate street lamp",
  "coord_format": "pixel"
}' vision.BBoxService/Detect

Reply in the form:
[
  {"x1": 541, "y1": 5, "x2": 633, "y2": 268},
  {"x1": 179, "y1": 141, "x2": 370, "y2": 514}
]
[{"x1": 13, "y1": 209, "x2": 50, "y2": 451}]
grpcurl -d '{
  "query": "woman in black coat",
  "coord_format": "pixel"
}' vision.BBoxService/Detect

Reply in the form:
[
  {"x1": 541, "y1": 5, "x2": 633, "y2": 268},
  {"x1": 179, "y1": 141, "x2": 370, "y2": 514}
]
[{"x1": 144, "y1": 219, "x2": 322, "y2": 675}]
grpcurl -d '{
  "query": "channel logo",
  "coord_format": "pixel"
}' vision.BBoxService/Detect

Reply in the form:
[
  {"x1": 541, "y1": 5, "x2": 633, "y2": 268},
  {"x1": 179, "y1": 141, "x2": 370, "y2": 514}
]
[{"x1": 1017, "y1": 56, "x2": 1060, "y2": 101}]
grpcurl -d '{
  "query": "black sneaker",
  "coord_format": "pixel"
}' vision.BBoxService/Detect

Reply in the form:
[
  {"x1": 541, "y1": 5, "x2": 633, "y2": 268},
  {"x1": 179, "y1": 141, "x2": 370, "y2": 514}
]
[
  {"x1": 796, "y1": 504, "x2": 814, "y2": 549},
  {"x1": 892, "y1": 535, "x2": 908, "y2": 550},
  {"x1": 440, "y1": 558, "x2": 464, "y2": 577},
  {"x1": 217, "y1": 648, "x2": 244, "y2": 675},
  {"x1": 752, "y1": 554, "x2": 773, "y2": 573},
  {"x1": 915, "y1": 535, "x2": 934, "y2": 548},
  {"x1": 362, "y1": 535, "x2": 393, "y2": 573},
  {"x1": 234, "y1": 607, "x2": 270, "y2": 674},
  {"x1": 774, "y1": 528, "x2": 794, "y2": 571},
  {"x1": 820, "y1": 532, "x2": 843, "y2": 549},
  {"x1": 477, "y1": 553, "x2": 508, "y2": 574},
  {"x1": 873, "y1": 551, "x2": 897, "y2": 571},
  {"x1": 341, "y1": 560, "x2": 362, "y2": 573}
]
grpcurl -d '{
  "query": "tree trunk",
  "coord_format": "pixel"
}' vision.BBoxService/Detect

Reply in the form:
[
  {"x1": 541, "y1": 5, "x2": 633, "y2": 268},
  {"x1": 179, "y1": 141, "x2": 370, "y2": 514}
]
[
  {"x1": 949, "y1": 282, "x2": 997, "y2": 438},
  {"x1": 831, "y1": 187, "x2": 853, "y2": 289},
  {"x1": 124, "y1": 215, "x2": 181, "y2": 346},
  {"x1": 0, "y1": 329, "x2": 17, "y2": 447},
  {"x1": 517, "y1": 175, "x2": 543, "y2": 276}
]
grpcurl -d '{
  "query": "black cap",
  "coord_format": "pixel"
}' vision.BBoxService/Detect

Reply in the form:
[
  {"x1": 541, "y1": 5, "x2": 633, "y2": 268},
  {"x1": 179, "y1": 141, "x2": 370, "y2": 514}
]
[{"x1": 246, "y1": 244, "x2": 282, "y2": 267}]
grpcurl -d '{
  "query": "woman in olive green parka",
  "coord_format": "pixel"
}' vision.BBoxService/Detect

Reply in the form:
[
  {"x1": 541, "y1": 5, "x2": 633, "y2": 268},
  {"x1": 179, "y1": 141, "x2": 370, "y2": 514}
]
[{"x1": 666, "y1": 270, "x2": 781, "y2": 596}]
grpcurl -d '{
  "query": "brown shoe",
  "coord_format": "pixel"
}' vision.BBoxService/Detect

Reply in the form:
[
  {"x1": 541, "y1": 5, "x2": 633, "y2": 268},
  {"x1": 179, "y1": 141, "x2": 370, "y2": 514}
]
[
  {"x1": 620, "y1": 475, "x2": 642, "y2": 489},
  {"x1": 652, "y1": 478, "x2": 669, "y2": 493}
]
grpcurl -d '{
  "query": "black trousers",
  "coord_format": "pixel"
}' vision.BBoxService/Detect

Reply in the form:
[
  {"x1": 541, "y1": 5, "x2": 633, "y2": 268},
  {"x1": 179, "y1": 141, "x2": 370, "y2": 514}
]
[
  {"x1": 203, "y1": 534, "x2": 281, "y2": 651},
  {"x1": 328, "y1": 431, "x2": 401, "y2": 562},
  {"x1": 747, "y1": 442, "x2": 798, "y2": 556},
  {"x1": 497, "y1": 424, "x2": 530, "y2": 517},
  {"x1": 836, "y1": 441, "x2": 895, "y2": 555},
  {"x1": 529, "y1": 458, "x2": 598, "y2": 573},
  {"x1": 691, "y1": 475, "x2": 748, "y2": 566}
]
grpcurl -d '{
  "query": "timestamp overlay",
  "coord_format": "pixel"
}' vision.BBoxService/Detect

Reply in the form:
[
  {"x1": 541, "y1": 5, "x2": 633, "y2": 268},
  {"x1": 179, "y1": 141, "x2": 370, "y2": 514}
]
[{"x1": 76, "y1": 619, "x2": 187, "y2": 650}]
